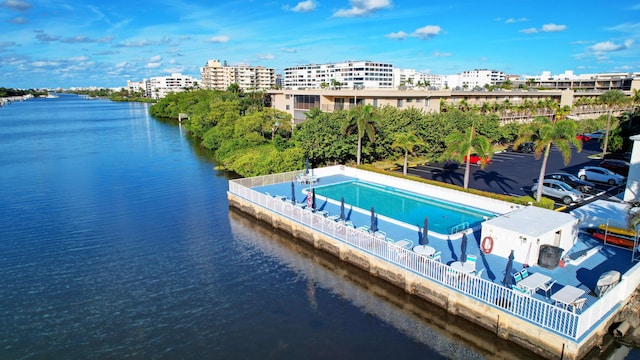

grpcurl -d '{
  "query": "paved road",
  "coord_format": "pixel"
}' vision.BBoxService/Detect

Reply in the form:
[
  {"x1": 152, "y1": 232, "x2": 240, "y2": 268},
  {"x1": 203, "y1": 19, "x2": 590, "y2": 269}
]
[{"x1": 399, "y1": 140, "x2": 622, "y2": 206}]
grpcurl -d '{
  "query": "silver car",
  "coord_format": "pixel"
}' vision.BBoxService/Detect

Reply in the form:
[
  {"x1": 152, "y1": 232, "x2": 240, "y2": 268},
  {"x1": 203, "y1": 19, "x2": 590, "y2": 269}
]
[
  {"x1": 531, "y1": 179, "x2": 585, "y2": 204},
  {"x1": 577, "y1": 166, "x2": 625, "y2": 185}
]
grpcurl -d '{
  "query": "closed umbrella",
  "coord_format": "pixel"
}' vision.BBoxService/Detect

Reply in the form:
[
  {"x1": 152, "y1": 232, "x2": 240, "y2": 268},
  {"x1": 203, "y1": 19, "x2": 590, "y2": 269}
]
[
  {"x1": 312, "y1": 189, "x2": 316, "y2": 209},
  {"x1": 503, "y1": 250, "x2": 515, "y2": 288},
  {"x1": 291, "y1": 181, "x2": 296, "y2": 203},
  {"x1": 370, "y1": 206, "x2": 378, "y2": 233},
  {"x1": 340, "y1": 197, "x2": 345, "y2": 221},
  {"x1": 460, "y1": 233, "x2": 468, "y2": 263},
  {"x1": 305, "y1": 158, "x2": 310, "y2": 175},
  {"x1": 420, "y1": 217, "x2": 429, "y2": 246}
]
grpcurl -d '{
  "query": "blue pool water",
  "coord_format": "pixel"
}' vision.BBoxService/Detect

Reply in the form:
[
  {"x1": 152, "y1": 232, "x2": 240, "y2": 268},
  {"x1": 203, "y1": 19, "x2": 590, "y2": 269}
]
[{"x1": 313, "y1": 180, "x2": 494, "y2": 234}]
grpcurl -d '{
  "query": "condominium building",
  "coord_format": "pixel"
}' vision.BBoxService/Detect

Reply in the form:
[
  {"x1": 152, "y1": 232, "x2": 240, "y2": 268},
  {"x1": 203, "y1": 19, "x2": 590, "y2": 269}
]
[
  {"x1": 200, "y1": 60, "x2": 276, "y2": 91},
  {"x1": 146, "y1": 73, "x2": 198, "y2": 99},
  {"x1": 284, "y1": 61, "x2": 394, "y2": 90},
  {"x1": 458, "y1": 69, "x2": 507, "y2": 90}
]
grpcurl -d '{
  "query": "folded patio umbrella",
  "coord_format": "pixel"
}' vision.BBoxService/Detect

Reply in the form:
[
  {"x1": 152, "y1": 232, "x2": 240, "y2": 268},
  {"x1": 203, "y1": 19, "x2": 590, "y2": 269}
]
[
  {"x1": 340, "y1": 197, "x2": 345, "y2": 221},
  {"x1": 460, "y1": 233, "x2": 468, "y2": 262},
  {"x1": 503, "y1": 250, "x2": 515, "y2": 288},
  {"x1": 421, "y1": 217, "x2": 429, "y2": 246},
  {"x1": 370, "y1": 206, "x2": 378, "y2": 233},
  {"x1": 291, "y1": 181, "x2": 296, "y2": 203}
]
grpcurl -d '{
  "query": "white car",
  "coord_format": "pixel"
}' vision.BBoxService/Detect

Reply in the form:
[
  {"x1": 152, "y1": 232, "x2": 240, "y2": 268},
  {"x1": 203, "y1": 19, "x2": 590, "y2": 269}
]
[
  {"x1": 531, "y1": 179, "x2": 585, "y2": 204},
  {"x1": 577, "y1": 166, "x2": 625, "y2": 185}
]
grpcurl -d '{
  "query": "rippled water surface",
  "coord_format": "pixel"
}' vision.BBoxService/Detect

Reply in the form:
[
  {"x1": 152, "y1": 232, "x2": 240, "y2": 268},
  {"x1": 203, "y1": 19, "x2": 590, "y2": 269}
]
[{"x1": 0, "y1": 95, "x2": 612, "y2": 359}]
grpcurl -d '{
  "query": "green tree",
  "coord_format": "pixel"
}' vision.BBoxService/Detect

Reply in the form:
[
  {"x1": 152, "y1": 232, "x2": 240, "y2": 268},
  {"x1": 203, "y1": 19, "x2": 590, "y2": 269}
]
[
  {"x1": 600, "y1": 90, "x2": 628, "y2": 158},
  {"x1": 514, "y1": 116, "x2": 582, "y2": 202},
  {"x1": 443, "y1": 126, "x2": 493, "y2": 189},
  {"x1": 342, "y1": 105, "x2": 377, "y2": 165},
  {"x1": 392, "y1": 132, "x2": 425, "y2": 175}
]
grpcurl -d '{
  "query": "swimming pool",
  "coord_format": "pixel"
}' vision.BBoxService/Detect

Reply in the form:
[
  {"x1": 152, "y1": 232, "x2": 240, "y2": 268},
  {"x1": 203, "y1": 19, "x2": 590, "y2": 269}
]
[{"x1": 313, "y1": 180, "x2": 494, "y2": 234}]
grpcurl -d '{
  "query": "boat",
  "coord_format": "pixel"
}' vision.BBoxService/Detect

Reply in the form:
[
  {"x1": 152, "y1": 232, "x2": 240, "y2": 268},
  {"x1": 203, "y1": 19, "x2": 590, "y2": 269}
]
[
  {"x1": 591, "y1": 231, "x2": 637, "y2": 249},
  {"x1": 598, "y1": 224, "x2": 637, "y2": 238}
]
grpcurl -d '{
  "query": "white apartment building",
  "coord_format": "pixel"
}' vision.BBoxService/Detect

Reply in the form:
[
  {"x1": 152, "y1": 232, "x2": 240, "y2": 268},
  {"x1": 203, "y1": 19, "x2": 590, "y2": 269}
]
[
  {"x1": 284, "y1": 61, "x2": 394, "y2": 89},
  {"x1": 457, "y1": 69, "x2": 506, "y2": 90},
  {"x1": 144, "y1": 73, "x2": 198, "y2": 99},
  {"x1": 392, "y1": 68, "x2": 444, "y2": 89},
  {"x1": 200, "y1": 60, "x2": 275, "y2": 91}
]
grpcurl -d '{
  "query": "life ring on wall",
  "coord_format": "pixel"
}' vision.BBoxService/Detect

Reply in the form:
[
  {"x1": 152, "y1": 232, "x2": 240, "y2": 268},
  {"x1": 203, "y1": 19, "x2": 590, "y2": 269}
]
[{"x1": 481, "y1": 236, "x2": 494, "y2": 254}]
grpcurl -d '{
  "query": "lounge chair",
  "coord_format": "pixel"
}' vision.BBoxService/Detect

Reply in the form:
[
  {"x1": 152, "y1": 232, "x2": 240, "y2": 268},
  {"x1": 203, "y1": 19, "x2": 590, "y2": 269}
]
[
  {"x1": 512, "y1": 284, "x2": 530, "y2": 296},
  {"x1": 514, "y1": 272, "x2": 523, "y2": 284},
  {"x1": 538, "y1": 280, "x2": 557, "y2": 299},
  {"x1": 520, "y1": 268, "x2": 529, "y2": 279},
  {"x1": 466, "y1": 254, "x2": 477, "y2": 265},
  {"x1": 430, "y1": 251, "x2": 442, "y2": 262},
  {"x1": 571, "y1": 297, "x2": 587, "y2": 313}
]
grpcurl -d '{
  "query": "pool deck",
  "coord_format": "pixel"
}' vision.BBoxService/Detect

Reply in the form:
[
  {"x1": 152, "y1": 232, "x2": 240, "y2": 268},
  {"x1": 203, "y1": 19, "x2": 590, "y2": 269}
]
[{"x1": 228, "y1": 165, "x2": 640, "y2": 359}]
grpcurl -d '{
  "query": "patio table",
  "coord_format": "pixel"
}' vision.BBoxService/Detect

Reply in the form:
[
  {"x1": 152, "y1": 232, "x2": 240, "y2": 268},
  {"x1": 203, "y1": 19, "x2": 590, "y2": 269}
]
[
  {"x1": 393, "y1": 239, "x2": 412, "y2": 249},
  {"x1": 517, "y1": 272, "x2": 552, "y2": 295},
  {"x1": 551, "y1": 285, "x2": 585, "y2": 309},
  {"x1": 450, "y1": 261, "x2": 475, "y2": 274},
  {"x1": 413, "y1": 245, "x2": 435, "y2": 257}
]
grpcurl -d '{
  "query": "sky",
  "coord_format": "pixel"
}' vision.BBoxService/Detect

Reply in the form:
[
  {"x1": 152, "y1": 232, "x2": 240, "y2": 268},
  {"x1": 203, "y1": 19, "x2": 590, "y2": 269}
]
[{"x1": 1, "y1": 0, "x2": 639, "y2": 89}]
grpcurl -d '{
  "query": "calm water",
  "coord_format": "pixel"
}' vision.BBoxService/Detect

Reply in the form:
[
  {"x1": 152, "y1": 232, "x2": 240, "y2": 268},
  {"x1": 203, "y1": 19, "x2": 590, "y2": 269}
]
[
  {"x1": 314, "y1": 181, "x2": 493, "y2": 234},
  {"x1": 0, "y1": 95, "x2": 625, "y2": 359}
]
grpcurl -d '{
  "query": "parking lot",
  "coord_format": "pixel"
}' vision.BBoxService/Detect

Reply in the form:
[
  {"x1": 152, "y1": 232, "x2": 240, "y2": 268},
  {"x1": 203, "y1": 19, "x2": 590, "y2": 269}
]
[{"x1": 399, "y1": 140, "x2": 623, "y2": 207}]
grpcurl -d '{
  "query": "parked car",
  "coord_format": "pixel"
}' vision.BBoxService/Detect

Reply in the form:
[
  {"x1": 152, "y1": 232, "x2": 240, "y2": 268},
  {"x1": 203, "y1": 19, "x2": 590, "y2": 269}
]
[
  {"x1": 507, "y1": 142, "x2": 534, "y2": 153},
  {"x1": 578, "y1": 166, "x2": 625, "y2": 185},
  {"x1": 576, "y1": 134, "x2": 592, "y2": 142},
  {"x1": 599, "y1": 159, "x2": 630, "y2": 176},
  {"x1": 465, "y1": 154, "x2": 491, "y2": 165},
  {"x1": 531, "y1": 179, "x2": 585, "y2": 205},
  {"x1": 604, "y1": 152, "x2": 631, "y2": 162},
  {"x1": 543, "y1": 173, "x2": 596, "y2": 194},
  {"x1": 583, "y1": 130, "x2": 605, "y2": 140}
]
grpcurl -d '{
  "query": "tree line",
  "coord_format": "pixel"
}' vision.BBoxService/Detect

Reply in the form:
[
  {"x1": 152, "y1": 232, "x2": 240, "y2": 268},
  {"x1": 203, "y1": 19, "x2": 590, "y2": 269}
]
[{"x1": 149, "y1": 88, "x2": 638, "y2": 203}]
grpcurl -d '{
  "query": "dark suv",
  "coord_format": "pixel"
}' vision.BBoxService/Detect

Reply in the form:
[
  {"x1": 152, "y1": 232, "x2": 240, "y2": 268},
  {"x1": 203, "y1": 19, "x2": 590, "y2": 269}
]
[
  {"x1": 543, "y1": 173, "x2": 596, "y2": 194},
  {"x1": 508, "y1": 142, "x2": 534, "y2": 153}
]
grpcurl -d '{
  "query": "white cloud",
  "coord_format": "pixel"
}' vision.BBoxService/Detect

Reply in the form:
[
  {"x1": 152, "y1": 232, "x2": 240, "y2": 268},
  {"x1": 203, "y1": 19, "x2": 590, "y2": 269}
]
[
  {"x1": 540, "y1": 23, "x2": 566, "y2": 32},
  {"x1": 149, "y1": 55, "x2": 162, "y2": 62},
  {"x1": 146, "y1": 62, "x2": 161, "y2": 68},
  {"x1": 520, "y1": 27, "x2": 538, "y2": 34},
  {"x1": 281, "y1": 48, "x2": 297, "y2": 53},
  {"x1": 432, "y1": 51, "x2": 452, "y2": 57},
  {"x1": 68, "y1": 56, "x2": 89, "y2": 62},
  {"x1": 256, "y1": 53, "x2": 275, "y2": 60},
  {"x1": 413, "y1": 25, "x2": 441, "y2": 40},
  {"x1": 115, "y1": 61, "x2": 127, "y2": 68},
  {"x1": 1, "y1": 0, "x2": 31, "y2": 11},
  {"x1": 333, "y1": 0, "x2": 392, "y2": 17},
  {"x1": 520, "y1": 23, "x2": 567, "y2": 34},
  {"x1": 207, "y1": 35, "x2": 229, "y2": 43},
  {"x1": 589, "y1": 39, "x2": 633, "y2": 53},
  {"x1": 386, "y1": 31, "x2": 408, "y2": 40},
  {"x1": 291, "y1": 0, "x2": 317, "y2": 13},
  {"x1": 505, "y1": 17, "x2": 527, "y2": 24}
]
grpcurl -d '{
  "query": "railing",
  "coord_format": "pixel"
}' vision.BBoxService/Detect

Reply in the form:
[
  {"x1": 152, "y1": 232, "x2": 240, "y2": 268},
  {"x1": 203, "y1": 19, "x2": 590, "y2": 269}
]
[
  {"x1": 229, "y1": 181, "x2": 592, "y2": 340},
  {"x1": 449, "y1": 222, "x2": 469, "y2": 234}
]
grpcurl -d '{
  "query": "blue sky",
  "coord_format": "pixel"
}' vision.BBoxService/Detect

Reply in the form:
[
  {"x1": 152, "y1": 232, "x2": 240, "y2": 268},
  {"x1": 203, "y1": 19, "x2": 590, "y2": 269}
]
[{"x1": 1, "y1": 0, "x2": 639, "y2": 89}]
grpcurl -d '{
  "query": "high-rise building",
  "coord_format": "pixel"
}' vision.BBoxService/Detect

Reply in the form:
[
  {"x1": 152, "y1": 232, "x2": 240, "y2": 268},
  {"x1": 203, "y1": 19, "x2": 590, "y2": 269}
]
[
  {"x1": 284, "y1": 61, "x2": 394, "y2": 89},
  {"x1": 200, "y1": 60, "x2": 275, "y2": 91}
]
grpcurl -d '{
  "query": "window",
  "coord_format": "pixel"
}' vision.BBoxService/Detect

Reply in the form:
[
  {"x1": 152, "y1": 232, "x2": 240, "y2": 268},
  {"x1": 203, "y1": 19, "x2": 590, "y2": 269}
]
[{"x1": 397, "y1": 99, "x2": 403, "y2": 107}]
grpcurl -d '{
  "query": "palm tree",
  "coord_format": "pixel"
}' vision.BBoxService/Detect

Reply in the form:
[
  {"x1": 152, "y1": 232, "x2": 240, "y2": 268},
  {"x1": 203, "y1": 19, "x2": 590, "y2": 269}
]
[
  {"x1": 514, "y1": 116, "x2": 582, "y2": 202},
  {"x1": 600, "y1": 90, "x2": 628, "y2": 158},
  {"x1": 342, "y1": 104, "x2": 377, "y2": 165},
  {"x1": 392, "y1": 132, "x2": 425, "y2": 175},
  {"x1": 443, "y1": 126, "x2": 493, "y2": 189}
]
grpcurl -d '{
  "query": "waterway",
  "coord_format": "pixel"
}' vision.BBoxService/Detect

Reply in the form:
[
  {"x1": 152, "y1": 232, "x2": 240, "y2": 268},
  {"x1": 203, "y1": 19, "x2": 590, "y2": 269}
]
[{"x1": 0, "y1": 94, "x2": 630, "y2": 359}]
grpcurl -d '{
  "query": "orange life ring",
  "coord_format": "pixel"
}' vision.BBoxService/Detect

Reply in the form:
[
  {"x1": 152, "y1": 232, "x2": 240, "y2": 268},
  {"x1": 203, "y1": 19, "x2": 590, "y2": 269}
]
[{"x1": 481, "y1": 236, "x2": 494, "y2": 254}]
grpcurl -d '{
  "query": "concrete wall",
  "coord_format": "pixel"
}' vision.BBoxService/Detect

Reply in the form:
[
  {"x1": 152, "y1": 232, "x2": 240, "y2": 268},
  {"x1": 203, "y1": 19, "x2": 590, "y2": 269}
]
[{"x1": 228, "y1": 192, "x2": 614, "y2": 360}]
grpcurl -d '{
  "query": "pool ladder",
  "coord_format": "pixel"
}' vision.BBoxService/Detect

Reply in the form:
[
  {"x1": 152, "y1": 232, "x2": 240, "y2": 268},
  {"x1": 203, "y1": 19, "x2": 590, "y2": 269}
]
[{"x1": 449, "y1": 222, "x2": 469, "y2": 234}]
